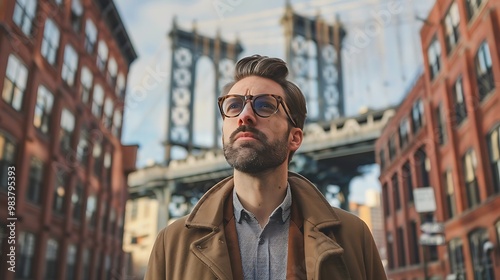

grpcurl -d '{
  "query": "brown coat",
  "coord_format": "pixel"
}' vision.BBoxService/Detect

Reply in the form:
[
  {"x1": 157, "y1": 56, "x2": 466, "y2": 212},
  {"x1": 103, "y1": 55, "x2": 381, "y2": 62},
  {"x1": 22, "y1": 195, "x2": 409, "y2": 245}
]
[{"x1": 145, "y1": 172, "x2": 387, "y2": 280}]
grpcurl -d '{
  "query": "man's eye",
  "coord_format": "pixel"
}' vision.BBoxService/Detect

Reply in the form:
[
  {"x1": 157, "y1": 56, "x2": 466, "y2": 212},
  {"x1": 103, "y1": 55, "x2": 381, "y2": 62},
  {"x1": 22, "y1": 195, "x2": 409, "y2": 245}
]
[{"x1": 225, "y1": 100, "x2": 242, "y2": 112}]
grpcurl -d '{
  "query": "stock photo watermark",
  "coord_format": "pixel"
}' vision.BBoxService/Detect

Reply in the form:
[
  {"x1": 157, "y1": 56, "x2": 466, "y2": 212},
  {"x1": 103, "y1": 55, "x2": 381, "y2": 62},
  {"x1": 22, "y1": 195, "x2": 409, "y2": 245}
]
[
  {"x1": 343, "y1": 0, "x2": 404, "y2": 61},
  {"x1": 213, "y1": 0, "x2": 245, "y2": 19},
  {"x1": 126, "y1": 64, "x2": 169, "y2": 110},
  {"x1": 6, "y1": 165, "x2": 17, "y2": 273}
]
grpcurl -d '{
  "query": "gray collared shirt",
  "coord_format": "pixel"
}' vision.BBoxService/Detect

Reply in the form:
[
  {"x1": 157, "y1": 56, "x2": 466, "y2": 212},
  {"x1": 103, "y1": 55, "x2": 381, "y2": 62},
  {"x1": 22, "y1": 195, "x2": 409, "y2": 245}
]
[{"x1": 233, "y1": 185, "x2": 292, "y2": 280}]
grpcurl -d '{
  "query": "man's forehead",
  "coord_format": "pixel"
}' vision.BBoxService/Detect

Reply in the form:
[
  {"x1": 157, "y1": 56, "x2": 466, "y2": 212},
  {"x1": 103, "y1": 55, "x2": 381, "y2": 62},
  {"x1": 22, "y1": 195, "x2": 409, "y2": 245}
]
[{"x1": 229, "y1": 76, "x2": 284, "y2": 95}]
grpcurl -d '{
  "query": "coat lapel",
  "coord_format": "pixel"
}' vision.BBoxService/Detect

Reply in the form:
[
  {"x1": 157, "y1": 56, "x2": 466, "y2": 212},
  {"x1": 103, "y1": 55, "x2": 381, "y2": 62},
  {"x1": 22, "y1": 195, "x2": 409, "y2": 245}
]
[
  {"x1": 289, "y1": 173, "x2": 351, "y2": 280},
  {"x1": 303, "y1": 229, "x2": 351, "y2": 280},
  {"x1": 190, "y1": 227, "x2": 234, "y2": 280}
]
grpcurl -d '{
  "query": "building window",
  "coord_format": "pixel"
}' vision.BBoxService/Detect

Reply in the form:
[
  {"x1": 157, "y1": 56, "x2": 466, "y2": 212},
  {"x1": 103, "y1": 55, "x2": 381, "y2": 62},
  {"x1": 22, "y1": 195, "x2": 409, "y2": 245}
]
[
  {"x1": 107, "y1": 57, "x2": 118, "y2": 87},
  {"x1": 378, "y1": 149, "x2": 385, "y2": 171},
  {"x1": 444, "y1": 2, "x2": 460, "y2": 54},
  {"x1": 465, "y1": 0, "x2": 484, "y2": 21},
  {"x1": 487, "y1": 125, "x2": 500, "y2": 194},
  {"x1": 82, "y1": 249, "x2": 91, "y2": 280},
  {"x1": 386, "y1": 233, "x2": 394, "y2": 269},
  {"x1": 44, "y1": 238, "x2": 59, "y2": 279},
  {"x1": 97, "y1": 40, "x2": 109, "y2": 72},
  {"x1": 104, "y1": 98, "x2": 113, "y2": 129},
  {"x1": 13, "y1": 0, "x2": 37, "y2": 36},
  {"x1": 76, "y1": 129, "x2": 90, "y2": 166},
  {"x1": 104, "y1": 255, "x2": 112, "y2": 280},
  {"x1": 109, "y1": 208, "x2": 116, "y2": 236},
  {"x1": 103, "y1": 151, "x2": 112, "y2": 187},
  {"x1": 116, "y1": 73, "x2": 126, "y2": 98},
  {"x1": 66, "y1": 244, "x2": 77, "y2": 280},
  {"x1": 80, "y1": 67, "x2": 93, "y2": 105},
  {"x1": 415, "y1": 147, "x2": 430, "y2": 187},
  {"x1": 70, "y1": 0, "x2": 83, "y2": 32},
  {"x1": 435, "y1": 103, "x2": 447, "y2": 145},
  {"x1": 53, "y1": 171, "x2": 67, "y2": 215},
  {"x1": 2, "y1": 54, "x2": 28, "y2": 111},
  {"x1": 412, "y1": 99, "x2": 424, "y2": 133},
  {"x1": 409, "y1": 221, "x2": 420, "y2": 264},
  {"x1": 86, "y1": 194, "x2": 97, "y2": 229},
  {"x1": 61, "y1": 45, "x2": 79, "y2": 86},
  {"x1": 448, "y1": 238, "x2": 466, "y2": 279},
  {"x1": 444, "y1": 169, "x2": 458, "y2": 219},
  {"x1": 40, "y1": 19, "x2": 60, "y2": 65},
  {"x1": 59, "y1": 108, "x2": 75, "y2": 154},
  {"x1": 130, "y1": 199, "x2": 139, "y2": 220},
  {"x1": 396, "y1": 227, "x2": 406, "y2": 267},
  {"x1": 93, "y1": 141, "x2": 103, "y2": 178},
  {"x1": 496, "y1": 221, "x2": 500, "y2": 248},
  {"x1": 428, "y1": 36, "x2": 442, "y2": 80},
  {"x1": 468, "y1": 228, "x2": 495, "y2": 280},
  {"x1": 382, "y1": 183, "x2": 390, "y2": 217},
  {"x1": 453, "y1": 76, "x2": 467, "y2": 125},
  {"x1": 34, "y1": 86, "x2": 54, "y2": 135},
  {"x1": 0, "y1": 132, "x2": 17, "y2": 191},
  {"x1": 463, "y1": 149, "x2": 480, "y2": 208},
  {"x1": 398, "y1": 118, "x2": 410, "y2": 148},
  {"x1": 388, "y1": 137, "x2": 396, "y2": 161},
  {"x1": 101, "y1": 200, "x2": 109, "y2": 234},
  {"x1": 26, "y1": 157, "x2": 43, "y2": 204},
  {"x1": 84, "y1": 19, "x2": 97, "y2": 54},
  {"x1": 92, "y1": 84, "x2": 104, "y2": 118},
  {"x1": 16, "y1": 231, "x2": 36, "y2": 279},
  {"x1": 72, "y1": 182, "x2": 84, "y2": 222},
  {"x1": 402, "y1": 161, "x2": 414, "y2": 202},
  {"x1": 475, "y1": 41, "x2": 495, "y2": 101},
  {"x1": 392, "y1": 173, "x2": 400, "y2": 210},
  {"x1": 112, "y1": 110, "x2": 122, "y2": 138}
]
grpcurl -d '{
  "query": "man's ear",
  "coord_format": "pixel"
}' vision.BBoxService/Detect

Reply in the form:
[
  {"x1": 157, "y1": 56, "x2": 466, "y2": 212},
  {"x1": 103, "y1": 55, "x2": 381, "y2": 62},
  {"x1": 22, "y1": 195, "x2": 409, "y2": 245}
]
[{"x1": 289, "y1": 128, "x2": 303, "y2": 151}]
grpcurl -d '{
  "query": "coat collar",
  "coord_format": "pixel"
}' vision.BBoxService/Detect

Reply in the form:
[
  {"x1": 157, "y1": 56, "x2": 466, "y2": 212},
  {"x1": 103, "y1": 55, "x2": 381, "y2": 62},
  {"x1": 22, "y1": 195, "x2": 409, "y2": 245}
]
[
  {"x1": 184, "y1": 172, "x2": 349, "y2": 280},
  {"x1": 185, "y1": 172, "x2": 341, "y2": 230}
]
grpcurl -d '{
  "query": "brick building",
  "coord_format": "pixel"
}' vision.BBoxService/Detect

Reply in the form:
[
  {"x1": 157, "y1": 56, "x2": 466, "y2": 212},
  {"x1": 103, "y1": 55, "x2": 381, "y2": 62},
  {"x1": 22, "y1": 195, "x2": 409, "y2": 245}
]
[
  {"x1": 0, "y1": 0, "x2": 137, "y2": 279},
  {"x1": 375, "y1": 0, "x2": 500, "y2": 279}
]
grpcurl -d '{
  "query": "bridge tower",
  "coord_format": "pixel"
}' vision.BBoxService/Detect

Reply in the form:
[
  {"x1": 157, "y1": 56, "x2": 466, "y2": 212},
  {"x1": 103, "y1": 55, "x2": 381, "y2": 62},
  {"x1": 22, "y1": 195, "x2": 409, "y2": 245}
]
[
  {"x1": 281, "y1": 1, "x2": 346, "y2": 122},
  {"x1": 164, "y1": 18, "x2": 243, "y2": 164}
]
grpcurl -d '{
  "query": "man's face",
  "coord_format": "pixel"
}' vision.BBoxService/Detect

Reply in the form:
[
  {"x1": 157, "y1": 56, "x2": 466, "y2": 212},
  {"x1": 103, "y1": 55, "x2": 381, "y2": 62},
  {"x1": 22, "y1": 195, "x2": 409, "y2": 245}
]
[{"x1": 221, "y1": 76, "x2": 298, "y2": 173}]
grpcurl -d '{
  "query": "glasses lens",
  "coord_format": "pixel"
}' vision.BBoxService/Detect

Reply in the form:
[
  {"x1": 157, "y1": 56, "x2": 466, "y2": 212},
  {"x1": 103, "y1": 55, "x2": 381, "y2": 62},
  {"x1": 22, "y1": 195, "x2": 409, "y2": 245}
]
[
  {"x1": 222, "y1": 96, "x2": 244, "y2": 117},
  {"x1": 253, "y1": 95, "x2": 278, "y2": 117}
]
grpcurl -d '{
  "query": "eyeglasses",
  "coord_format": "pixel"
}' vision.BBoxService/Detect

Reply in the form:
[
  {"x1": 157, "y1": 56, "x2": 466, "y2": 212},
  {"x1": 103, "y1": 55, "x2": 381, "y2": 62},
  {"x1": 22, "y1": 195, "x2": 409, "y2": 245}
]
[{"x1": 217, "y1": 94, "x2": 297, "y2": 127}]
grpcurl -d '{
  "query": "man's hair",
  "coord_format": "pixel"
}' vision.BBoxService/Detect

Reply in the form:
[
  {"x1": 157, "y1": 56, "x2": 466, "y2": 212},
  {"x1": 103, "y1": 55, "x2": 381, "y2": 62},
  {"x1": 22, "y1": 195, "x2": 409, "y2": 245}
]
[
  {"x1": 222, "y1": 55, "x2": 307, "y2": 163},
  {"x1": 222, "y1": 55, "x2": 307, "y2": 130}
]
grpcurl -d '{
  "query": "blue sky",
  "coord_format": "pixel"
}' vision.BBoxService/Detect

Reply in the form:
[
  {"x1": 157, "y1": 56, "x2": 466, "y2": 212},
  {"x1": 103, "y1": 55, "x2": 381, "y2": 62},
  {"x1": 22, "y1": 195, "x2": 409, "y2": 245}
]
[{"x1": 114, "y1": 0, "x2": 435, "y2": 203}]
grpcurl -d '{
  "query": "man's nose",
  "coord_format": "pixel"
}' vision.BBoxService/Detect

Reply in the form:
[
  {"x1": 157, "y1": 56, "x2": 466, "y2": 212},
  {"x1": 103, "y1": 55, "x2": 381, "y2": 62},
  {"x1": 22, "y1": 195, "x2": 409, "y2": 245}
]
[{"x1": 237, "y1": 101, "x2": 256, "y2": 126}]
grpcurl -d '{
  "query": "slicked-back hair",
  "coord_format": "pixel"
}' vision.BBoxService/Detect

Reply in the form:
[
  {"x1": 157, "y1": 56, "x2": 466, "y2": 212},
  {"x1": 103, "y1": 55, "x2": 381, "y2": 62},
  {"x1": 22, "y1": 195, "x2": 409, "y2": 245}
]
[{"x1": 222, "y1": 55, "x2": 307, "y2": 130}]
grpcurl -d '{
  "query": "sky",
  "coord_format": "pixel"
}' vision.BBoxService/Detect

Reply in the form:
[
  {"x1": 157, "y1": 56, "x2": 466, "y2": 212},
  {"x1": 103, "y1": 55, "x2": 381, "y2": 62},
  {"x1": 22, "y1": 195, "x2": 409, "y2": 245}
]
[{"x1": 114, "y1": 0, "x2": 435, "y2": 203}]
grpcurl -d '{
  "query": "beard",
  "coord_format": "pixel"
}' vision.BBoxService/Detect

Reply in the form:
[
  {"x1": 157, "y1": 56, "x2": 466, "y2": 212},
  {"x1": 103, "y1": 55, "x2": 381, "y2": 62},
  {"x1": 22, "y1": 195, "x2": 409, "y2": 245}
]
[{"x1": 223, "y1": 125, "x2": 290, "y2": 174}]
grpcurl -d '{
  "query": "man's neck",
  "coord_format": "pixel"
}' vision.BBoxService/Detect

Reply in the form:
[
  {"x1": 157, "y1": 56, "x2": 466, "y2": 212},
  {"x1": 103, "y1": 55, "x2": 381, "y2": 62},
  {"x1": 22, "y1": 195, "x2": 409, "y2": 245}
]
[{"x1": 233, "y1": 166, "x2": 289, "y2": 227}]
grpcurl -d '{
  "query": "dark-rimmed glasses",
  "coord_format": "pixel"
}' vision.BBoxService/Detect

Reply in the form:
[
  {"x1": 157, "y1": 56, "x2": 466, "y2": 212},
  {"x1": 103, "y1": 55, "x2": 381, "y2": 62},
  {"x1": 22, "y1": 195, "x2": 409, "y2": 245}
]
[{"x1": 217, "y1": 94, "x2": 297, "y2": 127}]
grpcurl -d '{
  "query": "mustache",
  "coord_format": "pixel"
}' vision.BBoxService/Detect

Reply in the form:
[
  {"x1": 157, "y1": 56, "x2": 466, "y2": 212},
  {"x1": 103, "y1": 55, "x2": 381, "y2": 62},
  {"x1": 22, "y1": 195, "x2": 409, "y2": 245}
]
[{"x1": 229, "y1": 126, "x2": 267, "y2": 143}]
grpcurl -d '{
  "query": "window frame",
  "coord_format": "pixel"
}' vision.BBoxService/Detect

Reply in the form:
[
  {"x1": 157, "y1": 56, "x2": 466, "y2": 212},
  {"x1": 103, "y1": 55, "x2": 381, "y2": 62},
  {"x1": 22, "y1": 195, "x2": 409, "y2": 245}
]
[
  {"x1": 12, "y1": 0, "x2": 37, "y2": 36},
  {"x1": 2, "y1": 54, "x2": 28, "y2": 111},
  {"x1": 26, "y1": 157, "x2": 44, "y2": 204},
  {"x1": 475, "y1": 41, "x2": 495, "y2": 101},
  {"x1": 34, "y1": 85, "x2": 54, "y2": 135},
  {"x1": 61, "y1": 44, "x2": 79, "y2": 87},
  {"x1": 444, "y1": 2, "x2": 461, "y2": 54},
  {"x1": 40, "y1": 18, "x2": 60, "y2": 65},
  {"x1": 427, "y1": 36, "x2": 442, "y2": 80},
  {"x1": 487, "y1": 125, "x2": 500, "y2": 194}
]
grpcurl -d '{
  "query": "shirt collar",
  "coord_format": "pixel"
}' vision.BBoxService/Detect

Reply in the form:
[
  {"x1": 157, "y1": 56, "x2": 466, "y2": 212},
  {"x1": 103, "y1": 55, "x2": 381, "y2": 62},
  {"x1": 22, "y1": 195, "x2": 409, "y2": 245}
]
[{"x1": 233, "y1": 183, "x2": 292, "y2": 224}]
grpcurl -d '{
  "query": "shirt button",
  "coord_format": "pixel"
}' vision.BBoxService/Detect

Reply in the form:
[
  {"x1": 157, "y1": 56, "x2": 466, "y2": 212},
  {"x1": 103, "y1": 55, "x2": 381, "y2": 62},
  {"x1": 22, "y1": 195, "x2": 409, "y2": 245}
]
[{"x1": 258, "y1": 237, "x2": 265, "y2": 245}]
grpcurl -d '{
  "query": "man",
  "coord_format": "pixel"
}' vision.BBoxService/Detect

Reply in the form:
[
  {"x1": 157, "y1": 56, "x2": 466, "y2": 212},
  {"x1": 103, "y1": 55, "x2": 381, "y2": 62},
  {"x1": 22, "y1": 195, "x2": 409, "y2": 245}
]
[{"x1": 145, "y1": 55, "x2": 386, "y2": 280}]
